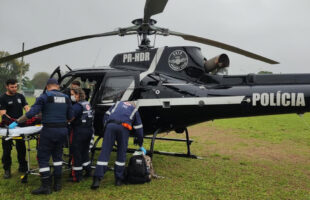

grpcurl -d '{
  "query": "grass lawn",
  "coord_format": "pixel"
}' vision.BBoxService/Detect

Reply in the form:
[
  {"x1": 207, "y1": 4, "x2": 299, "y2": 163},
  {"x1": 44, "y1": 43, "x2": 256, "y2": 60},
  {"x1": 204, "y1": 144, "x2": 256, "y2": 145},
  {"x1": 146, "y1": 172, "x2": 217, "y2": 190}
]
[{"x1": 0, "y1": 97, "x2": 310, "y2": 199}]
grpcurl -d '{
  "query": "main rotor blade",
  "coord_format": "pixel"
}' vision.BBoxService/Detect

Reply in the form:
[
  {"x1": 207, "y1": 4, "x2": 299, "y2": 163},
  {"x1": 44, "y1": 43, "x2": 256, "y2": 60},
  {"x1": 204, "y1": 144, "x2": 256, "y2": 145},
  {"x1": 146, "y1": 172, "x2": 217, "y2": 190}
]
[
  {"x1": 169, "y1": 31, "x2": 279, "y2": 64},
  {"x1": 0, "y1": 30, "x2": 119, "y2": 63},
  {"x1": 144, "y1": 0, "x2": 168, "y2": 23}
]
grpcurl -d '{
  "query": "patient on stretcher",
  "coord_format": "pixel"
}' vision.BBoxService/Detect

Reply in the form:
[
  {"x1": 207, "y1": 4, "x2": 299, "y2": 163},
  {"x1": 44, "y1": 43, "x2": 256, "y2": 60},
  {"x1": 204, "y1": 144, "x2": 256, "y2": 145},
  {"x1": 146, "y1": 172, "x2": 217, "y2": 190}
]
[
  {"x1": 0, "y1": 115, "x2": 41, "y2": 128},
  {"x1": 0, "y1": 115, "x2": 42, "y2": 137}
]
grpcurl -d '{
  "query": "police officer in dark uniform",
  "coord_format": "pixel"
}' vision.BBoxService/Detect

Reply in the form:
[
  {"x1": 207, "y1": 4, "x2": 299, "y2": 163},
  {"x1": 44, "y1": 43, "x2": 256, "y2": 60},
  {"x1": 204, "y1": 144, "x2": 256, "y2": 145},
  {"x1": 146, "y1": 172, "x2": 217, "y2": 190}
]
[
  {"x1": 69, "y1": 87, "x2": 93, "y2": 182},
  {"x1": 91, "y1": 101, "x2": 146, "y2": 189},
  {"x1": 0, "y1": 79, "x2": 29, "y2": 179},
  {"x1": 9, "y1": 78, "x2": 73, "y2": 195}
]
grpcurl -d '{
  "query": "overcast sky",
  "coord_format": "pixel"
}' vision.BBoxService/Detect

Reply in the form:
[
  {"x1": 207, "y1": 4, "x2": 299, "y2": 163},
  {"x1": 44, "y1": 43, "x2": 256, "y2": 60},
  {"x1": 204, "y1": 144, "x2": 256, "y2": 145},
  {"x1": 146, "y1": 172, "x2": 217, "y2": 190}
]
[{"x1": 1, "y1": 0, "x2": 310, "y2": 78}]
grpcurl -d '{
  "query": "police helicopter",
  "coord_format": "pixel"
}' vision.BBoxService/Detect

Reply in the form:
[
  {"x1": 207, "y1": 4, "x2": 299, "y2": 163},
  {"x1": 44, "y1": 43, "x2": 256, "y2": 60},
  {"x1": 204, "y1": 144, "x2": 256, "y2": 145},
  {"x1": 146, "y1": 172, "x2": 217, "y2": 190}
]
[{"x1": 1, "y1": 0, "x2": 310, "y2": 159}]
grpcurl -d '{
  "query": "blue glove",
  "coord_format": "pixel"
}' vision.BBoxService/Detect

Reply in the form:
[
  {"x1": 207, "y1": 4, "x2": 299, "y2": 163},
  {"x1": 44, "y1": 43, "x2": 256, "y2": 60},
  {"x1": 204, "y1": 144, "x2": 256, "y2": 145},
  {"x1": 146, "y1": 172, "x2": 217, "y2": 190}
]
[
  {"x1": 139, "y1": 146, "x2": 146, "y2": 155},
  {"x1": 8, "y1": 122, "x2": 18, "y2": 129}
]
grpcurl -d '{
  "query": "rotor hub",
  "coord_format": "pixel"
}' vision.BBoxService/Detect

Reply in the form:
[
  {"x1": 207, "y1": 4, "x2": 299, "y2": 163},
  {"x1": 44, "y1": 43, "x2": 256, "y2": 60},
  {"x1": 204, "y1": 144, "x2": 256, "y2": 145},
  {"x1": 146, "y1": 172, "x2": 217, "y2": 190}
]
[
  {"x1": 132, "y1": 18, "x2": 157, "y2": 26},
  {"x1": 131, "y1": 18, "x2": 158, "y2": 49}
]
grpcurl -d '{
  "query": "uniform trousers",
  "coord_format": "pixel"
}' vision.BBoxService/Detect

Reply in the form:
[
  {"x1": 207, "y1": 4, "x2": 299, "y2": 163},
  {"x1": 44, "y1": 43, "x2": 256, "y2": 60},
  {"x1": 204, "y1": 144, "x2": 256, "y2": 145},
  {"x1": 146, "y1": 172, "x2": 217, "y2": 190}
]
[
  {"x1": 70, "y1": 126, "x2": 93, "y2": 180},
  {"x1": 94, "y1": 123, "x2": 129, "y2": 180},
  {"x1": 37, "y1": 127, "x2": 68, "y2": 177},
  {"x1": 1, "y1": 139, "x2": 27, "y2": 170}
]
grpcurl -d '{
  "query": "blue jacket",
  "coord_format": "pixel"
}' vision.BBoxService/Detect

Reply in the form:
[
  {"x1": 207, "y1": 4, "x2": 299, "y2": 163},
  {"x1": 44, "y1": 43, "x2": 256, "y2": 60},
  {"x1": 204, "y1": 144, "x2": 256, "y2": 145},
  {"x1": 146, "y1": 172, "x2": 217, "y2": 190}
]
[
  {"x1": 26, "y1": 90, "x2": 73, "y2": 124},
  {"x1": 72, "y1": 101, "x2": 93, "y2": 127},
  {"x1": 103, "y1": 101, "x2": 143, "y2": 140}
]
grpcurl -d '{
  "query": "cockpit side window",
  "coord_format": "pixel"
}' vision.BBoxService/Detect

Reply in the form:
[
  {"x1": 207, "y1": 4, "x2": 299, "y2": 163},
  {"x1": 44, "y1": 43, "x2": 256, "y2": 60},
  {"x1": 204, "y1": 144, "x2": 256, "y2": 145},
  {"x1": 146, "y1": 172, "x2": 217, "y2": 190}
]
[{"x1": 101, "y1": 76, "x2": 135, "y2": 103}]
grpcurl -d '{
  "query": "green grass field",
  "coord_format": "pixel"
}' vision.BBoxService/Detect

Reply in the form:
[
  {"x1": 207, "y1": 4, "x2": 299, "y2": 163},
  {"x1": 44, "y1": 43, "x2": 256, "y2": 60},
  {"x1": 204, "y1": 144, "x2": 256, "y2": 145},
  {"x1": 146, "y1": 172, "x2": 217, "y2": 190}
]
[{"x1": 1, "y1": 97, "x2": 310, "y2": 199}]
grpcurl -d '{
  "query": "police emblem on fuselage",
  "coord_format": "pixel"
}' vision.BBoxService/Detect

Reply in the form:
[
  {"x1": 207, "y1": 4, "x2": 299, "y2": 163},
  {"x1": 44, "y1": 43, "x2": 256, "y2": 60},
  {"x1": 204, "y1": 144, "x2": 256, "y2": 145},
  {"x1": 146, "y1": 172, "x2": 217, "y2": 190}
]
[{"x1": 168, "y1": 50, "x2": 188, "y2": 71}]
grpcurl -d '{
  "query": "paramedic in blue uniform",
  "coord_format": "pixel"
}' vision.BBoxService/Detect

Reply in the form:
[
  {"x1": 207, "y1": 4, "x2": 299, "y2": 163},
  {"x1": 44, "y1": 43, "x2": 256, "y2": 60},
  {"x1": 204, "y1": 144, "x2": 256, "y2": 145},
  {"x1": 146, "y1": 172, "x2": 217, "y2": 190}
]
[
  {"x1": 91, "y1": 100, "x2": 146, "y2": 189},
  {"x1": 0, "y1": 79, "x2": 29, "y2": 179},
  {"x1": 9, "y1": 78, "x2": 73, "y2": 195},
  {"x1": 69, "y1": 87, "x2": 93, "y2": 182}
]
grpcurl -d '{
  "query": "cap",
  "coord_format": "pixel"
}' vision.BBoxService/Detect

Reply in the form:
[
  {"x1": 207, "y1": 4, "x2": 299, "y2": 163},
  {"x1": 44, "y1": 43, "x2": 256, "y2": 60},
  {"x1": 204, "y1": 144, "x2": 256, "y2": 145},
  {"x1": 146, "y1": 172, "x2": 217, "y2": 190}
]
[{"x1": 46, "y1": 78, "x2": 59, "y2": 85}]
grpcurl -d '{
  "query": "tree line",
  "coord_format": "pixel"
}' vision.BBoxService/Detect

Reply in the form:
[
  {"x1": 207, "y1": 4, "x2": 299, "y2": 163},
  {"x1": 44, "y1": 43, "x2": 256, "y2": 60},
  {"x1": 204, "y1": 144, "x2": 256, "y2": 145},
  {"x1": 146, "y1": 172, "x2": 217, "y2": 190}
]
[{"x1": 0, "y1": 51, "x2": 50, "y2": 93}]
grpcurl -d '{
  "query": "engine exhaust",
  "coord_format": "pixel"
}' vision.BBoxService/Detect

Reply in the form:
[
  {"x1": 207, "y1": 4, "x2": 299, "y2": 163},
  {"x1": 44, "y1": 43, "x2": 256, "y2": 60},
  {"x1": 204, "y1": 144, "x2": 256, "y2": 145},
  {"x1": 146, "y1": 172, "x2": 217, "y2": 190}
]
[{"x1": 204, "y1": 54, "x2": 230, "y2": 73}]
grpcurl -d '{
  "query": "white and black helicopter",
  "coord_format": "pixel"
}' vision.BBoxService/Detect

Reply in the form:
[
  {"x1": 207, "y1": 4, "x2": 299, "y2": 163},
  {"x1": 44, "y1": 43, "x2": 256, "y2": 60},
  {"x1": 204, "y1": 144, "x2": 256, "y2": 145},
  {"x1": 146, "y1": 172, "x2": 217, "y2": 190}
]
[{"x1": 1, "y1": 0, "x2": 309, "y2": 159}]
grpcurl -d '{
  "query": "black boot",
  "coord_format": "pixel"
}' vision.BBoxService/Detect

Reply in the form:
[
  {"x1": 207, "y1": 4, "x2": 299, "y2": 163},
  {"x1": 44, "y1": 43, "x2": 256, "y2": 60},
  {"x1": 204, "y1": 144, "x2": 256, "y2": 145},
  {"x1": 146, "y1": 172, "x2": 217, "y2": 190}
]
[
  {"x1": 67, "y1": 170, "x2": 82, "y2": 182},
  {"x1": 54, "y1": 175, "x2": 62, "y2": 192},
  {"x1": 3, "y1": 169, "x2": 11, "y2": 179},
  {"x1": 18, "y1": 164, "x2": 28, "y2": 173},
  {"x1": 32, "y1": 176, "x2": 52, "y2": 195},
  {"x1": 115, "y1": 179, "x2": 123, "y2": 186},
  {"x1": 90, "y1": 176, "x2": 101, "y2": 190},
  {"x1": 84, "y1": 167, "x2": 92, "y2": 178}
]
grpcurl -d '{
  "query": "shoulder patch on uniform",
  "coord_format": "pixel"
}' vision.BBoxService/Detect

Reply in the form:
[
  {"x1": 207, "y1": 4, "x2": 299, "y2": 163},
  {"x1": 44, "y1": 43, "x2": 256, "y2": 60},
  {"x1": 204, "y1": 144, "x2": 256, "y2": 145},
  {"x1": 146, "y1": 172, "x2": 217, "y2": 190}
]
[{"x1": 124, "y1": 102, "x2": 132, "y2": 106}]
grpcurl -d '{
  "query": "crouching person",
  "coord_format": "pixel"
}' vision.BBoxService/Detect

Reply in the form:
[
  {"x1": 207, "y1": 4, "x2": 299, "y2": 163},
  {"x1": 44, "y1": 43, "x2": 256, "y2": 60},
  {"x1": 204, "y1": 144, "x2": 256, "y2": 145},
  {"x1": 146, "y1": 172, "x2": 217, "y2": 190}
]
[
  {"x1": 9, "y1": 78, "x2": 73, "y2": 195},
  {"x1": 69, "y1": 87, "x2": 93, "y2": 182},
  {"x1": 91, "y1": 101, "x2": 146, "y2": 189}
]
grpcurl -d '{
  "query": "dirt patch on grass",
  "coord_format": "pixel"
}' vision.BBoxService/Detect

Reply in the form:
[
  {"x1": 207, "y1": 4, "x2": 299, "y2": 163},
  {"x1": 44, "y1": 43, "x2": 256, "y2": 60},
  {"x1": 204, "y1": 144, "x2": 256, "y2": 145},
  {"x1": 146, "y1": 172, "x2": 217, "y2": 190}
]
[{"x1": 166, "y1": 122, "x2": 310, "y2": 166}]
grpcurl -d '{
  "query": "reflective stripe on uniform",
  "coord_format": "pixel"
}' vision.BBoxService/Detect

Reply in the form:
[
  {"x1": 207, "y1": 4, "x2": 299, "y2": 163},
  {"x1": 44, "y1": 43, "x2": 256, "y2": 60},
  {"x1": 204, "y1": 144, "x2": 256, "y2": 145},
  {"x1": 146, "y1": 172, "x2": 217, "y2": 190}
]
[
  {"x1": 82, "y1": 161, "x2": 91, "y2": 166},
  {"x1": 53, "y1": 161, "x2": 63, "y2": 166},
  {"x1": 133, "y1": 124, "x2": 143, "y2": 129},
  {"x1": 115, "y1": 161, "x2": 125, "y2": 166},
  {"x1": 89, "y1": 137, "x2": 94, "y2": 150},
  {"x1": 129, "y1": 107, "x2": 138, "y2": 120},
  {"x1": 111, "y1": 102, "x2": 120, "y2": 114},
  {"x1": 106, "y1": 111, "x2": 111, "y2": 115},
  {"x1": 39, "y1": 167, "x2": 50, "y2": 172},
  {"x1": 73, "y1": 166, "x2": 83, "y2": 171},
  {"x1": 97, "y1": 161, "x2": 108, "y2": 166}
]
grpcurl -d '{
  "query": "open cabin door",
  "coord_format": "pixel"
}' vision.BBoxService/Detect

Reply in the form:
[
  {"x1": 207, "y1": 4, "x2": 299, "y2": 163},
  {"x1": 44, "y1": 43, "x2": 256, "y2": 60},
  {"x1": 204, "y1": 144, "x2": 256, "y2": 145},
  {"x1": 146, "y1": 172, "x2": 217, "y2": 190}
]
[
  {"x1": 93, "y1": 72, "x2": 139, "y2": 135},
  {"x1": 38, "y1": 66, "x2": 63, "y2": 94},
  {"x1": 49, "y1": 66, "x2": 62, "y2": 82}
]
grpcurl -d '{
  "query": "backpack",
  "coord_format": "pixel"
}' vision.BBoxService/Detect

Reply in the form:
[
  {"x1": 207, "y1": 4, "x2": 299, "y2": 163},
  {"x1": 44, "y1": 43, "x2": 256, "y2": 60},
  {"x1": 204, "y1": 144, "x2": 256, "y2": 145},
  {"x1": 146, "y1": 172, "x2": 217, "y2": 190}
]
[{"x1": 126, "y1": 154, "x2": 151, "y2": 184}]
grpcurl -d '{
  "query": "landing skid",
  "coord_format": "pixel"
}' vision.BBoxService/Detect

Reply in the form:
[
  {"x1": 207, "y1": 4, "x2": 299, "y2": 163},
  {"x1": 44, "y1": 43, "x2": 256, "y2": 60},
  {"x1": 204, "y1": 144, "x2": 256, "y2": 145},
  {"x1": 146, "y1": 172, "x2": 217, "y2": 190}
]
[
  {"x1": 142, "y1": 127, "x2": 199, "y2": 159},
  {"x1": 90, "y1": 127, "x2": 200, "y2": 165}
]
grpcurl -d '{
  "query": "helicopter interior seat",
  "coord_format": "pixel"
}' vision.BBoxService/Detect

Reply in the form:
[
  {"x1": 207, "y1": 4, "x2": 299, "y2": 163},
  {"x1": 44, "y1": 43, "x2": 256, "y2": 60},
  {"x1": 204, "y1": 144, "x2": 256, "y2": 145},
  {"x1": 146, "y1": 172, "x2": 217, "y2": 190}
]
[{"x1": 79, "y1": 76, "x2": 99, "y2": 101}]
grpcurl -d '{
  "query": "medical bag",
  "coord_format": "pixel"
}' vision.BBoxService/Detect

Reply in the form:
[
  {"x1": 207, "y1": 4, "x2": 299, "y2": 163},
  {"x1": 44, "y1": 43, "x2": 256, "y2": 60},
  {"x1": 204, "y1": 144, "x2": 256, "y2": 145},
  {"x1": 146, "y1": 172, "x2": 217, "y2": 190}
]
[{"x1": 125, "y1": 153, "x2": 151, "y2": 184}]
